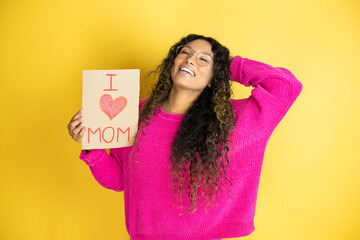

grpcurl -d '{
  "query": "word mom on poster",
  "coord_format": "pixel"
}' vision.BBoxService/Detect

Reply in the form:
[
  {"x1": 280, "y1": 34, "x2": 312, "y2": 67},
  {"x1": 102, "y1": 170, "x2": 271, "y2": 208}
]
[{"x1": 82, "y1": 69, "x2": 139, "y2": 149}]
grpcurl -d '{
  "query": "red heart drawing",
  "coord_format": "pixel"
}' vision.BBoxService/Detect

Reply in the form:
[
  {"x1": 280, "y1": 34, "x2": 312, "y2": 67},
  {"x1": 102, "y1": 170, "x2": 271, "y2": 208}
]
[{"x1": 99, "y1": 94, "x2": 127, "y2": 120}]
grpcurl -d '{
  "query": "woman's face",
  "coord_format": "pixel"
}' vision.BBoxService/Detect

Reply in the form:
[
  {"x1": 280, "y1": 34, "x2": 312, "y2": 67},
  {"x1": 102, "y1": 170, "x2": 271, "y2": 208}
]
[{"x1": 170, "y1": 39, "x2": 214, "y2": 94}]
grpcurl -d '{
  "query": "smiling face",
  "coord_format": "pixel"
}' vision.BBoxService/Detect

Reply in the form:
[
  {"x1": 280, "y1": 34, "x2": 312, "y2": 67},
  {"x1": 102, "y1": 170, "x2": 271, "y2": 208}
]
[{"x1": 170, "y1": 39, "x2": 214, "y2": 94}]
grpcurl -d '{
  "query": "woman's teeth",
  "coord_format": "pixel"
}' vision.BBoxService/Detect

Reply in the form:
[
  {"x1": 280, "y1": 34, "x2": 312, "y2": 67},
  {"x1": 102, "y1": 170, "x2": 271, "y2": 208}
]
[{"x1": 180, "y1": 68, "x2": 195, "y2": 76}]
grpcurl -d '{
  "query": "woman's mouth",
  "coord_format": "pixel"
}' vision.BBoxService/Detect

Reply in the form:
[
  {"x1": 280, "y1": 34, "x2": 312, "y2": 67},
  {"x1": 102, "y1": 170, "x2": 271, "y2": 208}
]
[{"x1": 179, "y1": 67, "x2": 195, "y2": 76}]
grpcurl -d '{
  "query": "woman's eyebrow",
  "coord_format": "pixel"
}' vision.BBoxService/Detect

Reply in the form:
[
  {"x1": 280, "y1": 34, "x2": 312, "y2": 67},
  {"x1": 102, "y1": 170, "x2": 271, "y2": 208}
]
[
  {"x1": 185, "y1": 45, "x2": 213, "y2": 58},
  {"x1": 201, "y1": 52, "x2": 213, "y2": 58}
]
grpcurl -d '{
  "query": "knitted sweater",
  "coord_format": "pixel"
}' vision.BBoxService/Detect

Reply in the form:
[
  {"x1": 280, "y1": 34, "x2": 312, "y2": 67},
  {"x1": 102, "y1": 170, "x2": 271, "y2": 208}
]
[{"x1": 79, "y1": 56, "x2": 303, "y2": 240}]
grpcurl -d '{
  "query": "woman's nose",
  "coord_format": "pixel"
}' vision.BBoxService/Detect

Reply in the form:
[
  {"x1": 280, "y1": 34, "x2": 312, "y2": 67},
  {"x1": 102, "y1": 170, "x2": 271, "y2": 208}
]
[{"x1": 185, "y1": 54, "x2": 196, "y2": 65}]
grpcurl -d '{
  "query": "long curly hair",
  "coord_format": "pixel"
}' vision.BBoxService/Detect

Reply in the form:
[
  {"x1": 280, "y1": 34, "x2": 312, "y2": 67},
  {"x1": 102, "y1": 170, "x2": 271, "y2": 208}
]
[{"x1": 138, "y1": 34, "x2": 235, "y2": 214}]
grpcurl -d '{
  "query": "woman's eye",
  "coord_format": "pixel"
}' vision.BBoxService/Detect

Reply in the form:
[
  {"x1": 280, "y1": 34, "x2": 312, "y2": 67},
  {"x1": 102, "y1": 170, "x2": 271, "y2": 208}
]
[
  {"x1": 200, "y1": 58, "x2": 209, "y2": 63},
  {"x1": 180, "y1": 50, "x2": 190, "y2": 55}
]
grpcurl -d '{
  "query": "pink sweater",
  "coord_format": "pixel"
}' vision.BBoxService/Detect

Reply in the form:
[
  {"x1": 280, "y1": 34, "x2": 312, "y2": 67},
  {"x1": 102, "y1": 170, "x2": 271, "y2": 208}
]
[{"x1": 79, "y1": 56, "x2": 303, "y2": 240}]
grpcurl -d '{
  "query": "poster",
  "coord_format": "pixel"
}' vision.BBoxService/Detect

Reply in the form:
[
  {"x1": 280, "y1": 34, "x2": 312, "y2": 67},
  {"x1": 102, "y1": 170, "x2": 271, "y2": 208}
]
[{"x1": 81, "y1": 69, "x2": 140, "y2": 149}]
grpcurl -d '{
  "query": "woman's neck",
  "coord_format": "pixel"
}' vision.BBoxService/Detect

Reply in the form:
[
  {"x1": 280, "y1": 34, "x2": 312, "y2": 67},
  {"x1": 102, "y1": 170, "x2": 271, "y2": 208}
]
[{"x1": 161, "y1": 88, "x2": 199, "y2": 114}]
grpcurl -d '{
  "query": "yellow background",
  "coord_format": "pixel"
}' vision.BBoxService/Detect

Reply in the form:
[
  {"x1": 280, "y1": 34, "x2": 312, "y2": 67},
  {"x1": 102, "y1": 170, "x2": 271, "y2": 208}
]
[{"x1": 1, "y1": 0, "x2": 359, "y2": 239}]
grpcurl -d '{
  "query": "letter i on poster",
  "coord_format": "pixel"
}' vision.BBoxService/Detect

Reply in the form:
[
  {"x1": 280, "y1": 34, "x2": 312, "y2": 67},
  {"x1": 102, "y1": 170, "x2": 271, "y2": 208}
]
[{"x1": 81, "y1": 69, "x2": 140, "y2": 150}]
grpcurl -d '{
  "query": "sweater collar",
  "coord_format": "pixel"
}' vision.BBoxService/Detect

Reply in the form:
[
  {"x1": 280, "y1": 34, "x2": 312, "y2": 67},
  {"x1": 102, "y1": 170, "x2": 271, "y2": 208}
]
[{"x1": 156, "y1": 106, "x2": 185, "y2": 121}]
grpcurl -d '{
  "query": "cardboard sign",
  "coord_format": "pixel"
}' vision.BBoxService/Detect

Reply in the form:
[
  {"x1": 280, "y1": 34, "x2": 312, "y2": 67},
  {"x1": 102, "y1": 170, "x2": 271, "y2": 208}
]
[{"x1": 81, "y1": 69, "x2": 139, "y2": 149}]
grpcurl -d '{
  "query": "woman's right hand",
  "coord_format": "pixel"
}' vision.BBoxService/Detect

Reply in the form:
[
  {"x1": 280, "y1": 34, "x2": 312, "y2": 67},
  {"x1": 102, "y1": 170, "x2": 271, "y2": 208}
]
[{"x1": 67, "y1": 109, "x2": 86, "y2": 142}]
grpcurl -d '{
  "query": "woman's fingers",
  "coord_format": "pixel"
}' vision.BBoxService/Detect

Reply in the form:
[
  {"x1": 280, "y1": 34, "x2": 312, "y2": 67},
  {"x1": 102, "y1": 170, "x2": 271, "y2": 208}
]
[
  {"x1": 67, "y1": 109, "x2": 83, "y2": 130},
  {"x1": 71, "y1": 124, "x2": 86, "y2": 142},
  {"x1": 76, "y1": 126, "x2": 86, "y2": 142},
  {"x1": 72, "y1": 122, "x2": 84, "y2": 135},
  {"x1": 68, "y1": 117, "x2": 84, "y2": 132},
  {"x1": 67, "y1": 109, "x2": 86, "y2": 142},
  {"x1": 71, "y1": 109, "x2": 83, "y2": 122}
]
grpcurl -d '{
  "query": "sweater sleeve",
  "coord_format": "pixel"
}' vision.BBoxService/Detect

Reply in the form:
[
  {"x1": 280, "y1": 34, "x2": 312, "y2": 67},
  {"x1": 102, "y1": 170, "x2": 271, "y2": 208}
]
[
  {"x1": 229, "y1": 56, "x2": 303, "y2": 135},
  {"x1": 79, "y1": 148, "x2": 125, "y2": 191}
]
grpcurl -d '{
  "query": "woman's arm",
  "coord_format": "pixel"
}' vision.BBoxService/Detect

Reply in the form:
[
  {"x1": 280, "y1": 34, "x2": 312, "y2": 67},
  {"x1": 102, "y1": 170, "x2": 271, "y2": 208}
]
[
  {"x1": 78, "y1": 98, "x2": 147, "y2": 192},
  {"x1": 229, "y1": 56, "x2": 303, "y2": 134},
  {"x1": 79, "y1": 148, "x2": 125, "y2": 191}
]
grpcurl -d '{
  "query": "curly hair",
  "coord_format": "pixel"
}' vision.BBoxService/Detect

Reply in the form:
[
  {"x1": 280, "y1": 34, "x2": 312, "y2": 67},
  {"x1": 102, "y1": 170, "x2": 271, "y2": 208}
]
[{"x1": 137, "y1": 34, "x2": 235, "y2": 214}]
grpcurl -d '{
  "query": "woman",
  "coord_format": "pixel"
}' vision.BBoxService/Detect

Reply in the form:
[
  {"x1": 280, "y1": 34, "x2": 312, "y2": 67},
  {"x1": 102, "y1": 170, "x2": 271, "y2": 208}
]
[{"x1": 67, "y1": 34, "x2": 302, "y2": 240}]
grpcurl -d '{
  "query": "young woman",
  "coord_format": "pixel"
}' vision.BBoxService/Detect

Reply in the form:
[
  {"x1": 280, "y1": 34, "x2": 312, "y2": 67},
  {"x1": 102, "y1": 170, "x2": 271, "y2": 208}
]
[{"x1": 67, "y1": 34, "x2": 302, "y2": 240}]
